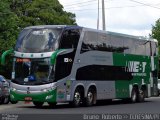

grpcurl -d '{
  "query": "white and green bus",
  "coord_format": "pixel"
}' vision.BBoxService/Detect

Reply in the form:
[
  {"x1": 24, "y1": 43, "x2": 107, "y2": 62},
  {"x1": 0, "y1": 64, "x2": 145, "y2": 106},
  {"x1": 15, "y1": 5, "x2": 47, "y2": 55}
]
[{"x1": 1, "y1": 25, "x2": 159, "y2": 107}]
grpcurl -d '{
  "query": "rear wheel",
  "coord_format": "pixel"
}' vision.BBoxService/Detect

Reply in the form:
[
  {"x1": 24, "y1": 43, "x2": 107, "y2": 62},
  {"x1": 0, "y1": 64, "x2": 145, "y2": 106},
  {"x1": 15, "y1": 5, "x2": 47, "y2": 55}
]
[
  {"x1": 131, "y1": 87, "x2": 138, "y2": 103},
  {"x1": 138, "y1": 89, "x2": 145, "y2": 102},
  {"x1": 85, "y1": 88, "x2": 96, "y2": 106},
  {"x1": 3, "y1": 97, "x2": 9, "y2": 104},
  {"x1": 0, "y1": 97, "x2": 4, "y2": 104},
  {"x1": 48, "y1": 102, "x2": 57, "y2": 107},
  {"x1": 33, "y1": 101, "x2": 44, "y2": 107}
]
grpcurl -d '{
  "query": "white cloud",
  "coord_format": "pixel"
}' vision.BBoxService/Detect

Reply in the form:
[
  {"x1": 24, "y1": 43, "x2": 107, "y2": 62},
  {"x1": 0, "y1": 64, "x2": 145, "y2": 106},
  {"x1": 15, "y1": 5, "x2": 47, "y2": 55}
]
[{"x1": 59, "y1": 0, "x2": 160, "y2": 37}]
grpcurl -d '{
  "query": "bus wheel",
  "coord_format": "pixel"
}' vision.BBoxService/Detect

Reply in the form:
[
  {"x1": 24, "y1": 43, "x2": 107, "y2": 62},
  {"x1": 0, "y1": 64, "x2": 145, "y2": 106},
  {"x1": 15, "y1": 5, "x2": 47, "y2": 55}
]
[
  {"x1": 131, "y1": 87, "x2": 138, "y2": 103},
  {"x1": 48, "y1": 102, "x2": 57, "y2": 107},
  {"x1": 138, "y1": 89, "x2": 145, "y2": 102},
  {"x1": 0, "y1": 97, "x2": 4, "y2": 104},
  {"x1": 10, "y1": 100, "x2": 18, "y2": 104},
  {"x1": 70, "y1": 88, "x2": 82, "y2": 107},
  {"x1": 33, "y1": 101, "x2": 44, "y2": 107},
  {"x1": 3, "y1": 97, "x2": 9, "y2": 104},
  {"x1": 85, "y1": 88, "x2": 95, "y2": 106}
]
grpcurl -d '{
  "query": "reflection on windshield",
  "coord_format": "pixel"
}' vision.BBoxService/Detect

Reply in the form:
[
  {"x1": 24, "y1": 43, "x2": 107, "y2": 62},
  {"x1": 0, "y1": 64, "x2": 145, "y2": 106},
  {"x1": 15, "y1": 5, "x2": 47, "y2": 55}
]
[
  {"x1": 13, "y1": 58, "x2": 54, "y2": 85},
  {"x1": 15, "y1": 28, "x2": 62, "y2": 53}
]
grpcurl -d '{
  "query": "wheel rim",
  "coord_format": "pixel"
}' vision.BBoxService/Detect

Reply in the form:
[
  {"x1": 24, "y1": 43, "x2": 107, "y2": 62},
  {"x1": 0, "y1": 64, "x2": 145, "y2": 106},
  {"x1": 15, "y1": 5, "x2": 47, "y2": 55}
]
[
  {"x1": 4, "y1": 97, "x2": 9, "y2": 103},
  {"x1": 132, "y1": 91, "x2": 136, "y2": 102},
  {"x1": 74, "y1": 92, "x2": 81, "y2": 105},
  {"x1": 87, "y1": 91, "x2": 93, "y2": 104},
  {"x1": 139, "y1": 90, "x2": 144, "y2": 101},
  {"x1": 139, "y1": 90, "x2": 144, "y2": 97}
]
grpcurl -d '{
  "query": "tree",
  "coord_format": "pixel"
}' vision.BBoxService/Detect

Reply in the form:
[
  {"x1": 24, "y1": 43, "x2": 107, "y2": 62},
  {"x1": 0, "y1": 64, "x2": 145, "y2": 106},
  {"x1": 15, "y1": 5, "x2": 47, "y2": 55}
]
[
  {"x1": 0, "y1": 0, "x2": 76, "y2": 54},
  {"x1": 151, "y1": 18, "x2": 160, "y2": 46},
  {"x1": 9, "y1": 0, "x2": 76, "y2": 28},
  {"x1": 0, "y1": 0, "x2": 76, "y2": 78},
  {"x1": 0, "y1": 0, "x2": 20, "y2": 54},
  {"x1": 0, "y1": 0, "x2": 20, "y2": 77}
]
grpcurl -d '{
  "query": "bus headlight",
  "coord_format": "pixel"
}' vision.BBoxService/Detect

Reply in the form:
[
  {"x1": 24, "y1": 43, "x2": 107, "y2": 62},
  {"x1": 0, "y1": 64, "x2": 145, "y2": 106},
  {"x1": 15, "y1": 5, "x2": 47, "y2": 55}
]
[
  {"x1": 10, "y1": 94, "x2": 15, "y2": 99},
  {"x1": 11, "y1": 88, "x2": 17, "y2": 91},
  {"x1": 46, "y1": 95, "x2": 53, "y2": 100},
  {"x1": 41, "y1": 86, "x2": 56, "y2": 92},
  {"x1": 42, "y1": 89, "x2": 47, "y2": 92}
]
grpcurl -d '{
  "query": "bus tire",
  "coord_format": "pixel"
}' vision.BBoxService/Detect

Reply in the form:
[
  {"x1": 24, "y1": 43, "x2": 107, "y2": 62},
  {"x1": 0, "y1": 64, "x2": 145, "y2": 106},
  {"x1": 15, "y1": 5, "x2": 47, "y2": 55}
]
[
  {"x1": 131, "y1": 87, "x2": 138, "y2": 103},
  {"x1": 3, "y1": 97, "x2": 9, "y2": 104},
  {"x1": 85, "y1": 88, "x2": 96, "y2": 107},
  {"x1": 48, "y1": 102, "x2": 57, "y2": 107},
  {"x1": 70, "y1": 88, "x2": 82, "y2": 107},
  {"x1": 138, "y1": 89, "x2": 145, "y2": 102},
  {"x1": 10, "y1": 100, "x2": 18, "y2": 104},
  {"x1": 0, "y1": 97, "x2": 4, "y2": 104},
  {"x1": 33, "y1": 101, "x2": 44, "y2": 107}
]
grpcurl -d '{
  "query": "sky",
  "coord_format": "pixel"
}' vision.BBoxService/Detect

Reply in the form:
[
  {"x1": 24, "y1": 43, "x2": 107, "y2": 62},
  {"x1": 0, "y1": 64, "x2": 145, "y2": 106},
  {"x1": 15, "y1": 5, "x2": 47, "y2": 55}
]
[{"x1": 59, "y1": 0, "x2": 160, "y2": 37}]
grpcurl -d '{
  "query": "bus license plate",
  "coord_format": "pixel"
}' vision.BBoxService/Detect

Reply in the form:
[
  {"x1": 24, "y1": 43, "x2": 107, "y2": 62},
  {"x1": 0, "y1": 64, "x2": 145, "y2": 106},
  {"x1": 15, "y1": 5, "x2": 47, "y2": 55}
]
[{"x1": 24, "y1": 97, "x2": 32, "y2": 101}]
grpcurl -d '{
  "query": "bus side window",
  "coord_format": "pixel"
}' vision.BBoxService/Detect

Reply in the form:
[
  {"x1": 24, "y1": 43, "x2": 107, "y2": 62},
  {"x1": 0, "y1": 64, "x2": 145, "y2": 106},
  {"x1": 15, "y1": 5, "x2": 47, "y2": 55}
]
[
  {"x1": 124, "y1": 39, "x2": 136, "y2": 54},
  {"x1": 81, "y1": 31, "x2": 98, "y2": 53},
  {"x1": 59, "y1": 29, "x2": 80, "y2": 49},
  {"x1": 145, "y1": 42, "x2": 151, "y2": 56}
]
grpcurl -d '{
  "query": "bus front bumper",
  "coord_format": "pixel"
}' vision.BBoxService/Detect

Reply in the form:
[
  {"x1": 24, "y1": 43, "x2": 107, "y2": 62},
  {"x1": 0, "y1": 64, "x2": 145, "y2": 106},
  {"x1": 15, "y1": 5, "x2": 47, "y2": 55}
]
[{"x1": 10, "y1": 89, "x2": 57, "y2": 103}]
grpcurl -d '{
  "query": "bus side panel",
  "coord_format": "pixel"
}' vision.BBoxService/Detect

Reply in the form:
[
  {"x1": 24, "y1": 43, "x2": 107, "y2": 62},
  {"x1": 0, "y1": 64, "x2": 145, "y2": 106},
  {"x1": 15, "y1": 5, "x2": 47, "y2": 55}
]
[{"x1": 113, "y1": 53, "x2": 151, "y2": 99}]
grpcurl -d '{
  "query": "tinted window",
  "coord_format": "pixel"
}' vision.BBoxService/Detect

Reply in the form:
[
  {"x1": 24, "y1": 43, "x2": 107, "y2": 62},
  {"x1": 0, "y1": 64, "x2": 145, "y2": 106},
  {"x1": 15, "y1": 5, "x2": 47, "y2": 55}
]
[
  {"x1": 145, "y1": 42, "x2": 151, "y2": 56},
  {"x1": 124, "y1": 39, "x2": 136, "y2": 54},
  {"x1": 81, "y1": 31, "x2": 98, "y2": 52},
  {"x1": 110, "y1": 36, "x2": 124, "y2": 53},
  {"x1": 96, "y1": 33, "x2": 112, "y2": 51},
  {"x1": 76, "y1": 65, "x2": 133, "y2": 81},
  {"x1": 135, "y1": 40, "x2": 146, "y2": 55},
  {"x1": 59, "y1": 29, "x2": 81, "y2": 49}
]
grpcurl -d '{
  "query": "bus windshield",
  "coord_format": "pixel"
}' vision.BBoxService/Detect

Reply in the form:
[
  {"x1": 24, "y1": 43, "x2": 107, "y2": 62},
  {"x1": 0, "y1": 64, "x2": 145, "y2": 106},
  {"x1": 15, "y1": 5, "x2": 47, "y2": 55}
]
[
  {"x1": 12, "y1": 58, "x2": 54, "y2": 85},
  {"x1": 15, "y1": 28, "x2": 62, "y2": 53}
]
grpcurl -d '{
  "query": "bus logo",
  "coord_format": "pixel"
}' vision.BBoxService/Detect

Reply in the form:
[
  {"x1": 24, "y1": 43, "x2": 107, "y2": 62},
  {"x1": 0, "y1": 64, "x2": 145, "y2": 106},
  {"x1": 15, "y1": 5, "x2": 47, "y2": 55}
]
[
  {"x1": 64, "y1": 58, "x2": 72, "y2": 63},
  {"x1": 126, "y1": 61, "x2": 147, "y2": 76}
]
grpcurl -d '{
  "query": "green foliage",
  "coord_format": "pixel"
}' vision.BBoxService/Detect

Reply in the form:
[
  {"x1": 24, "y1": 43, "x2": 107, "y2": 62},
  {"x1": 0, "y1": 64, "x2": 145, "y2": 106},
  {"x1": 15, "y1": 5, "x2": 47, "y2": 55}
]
[
  {"x1": 0, "y1": 0, "x2": 19, "y2": 54},
  {"x1": 9, "y1": 0, "x2": 76, "y2": 28},
  {"x1": 151, "y1": 18, "x2": 160, "y2": 46},
  {"x1": 0, "y1": 0, "x2": 76, "y2": 78}
]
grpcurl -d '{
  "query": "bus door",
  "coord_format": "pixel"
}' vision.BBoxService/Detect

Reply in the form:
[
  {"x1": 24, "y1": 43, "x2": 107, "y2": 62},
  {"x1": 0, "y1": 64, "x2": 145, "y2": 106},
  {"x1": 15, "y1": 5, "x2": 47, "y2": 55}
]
[{"x1": 56, "y1": 28, "x2": 81, "y2": 102}]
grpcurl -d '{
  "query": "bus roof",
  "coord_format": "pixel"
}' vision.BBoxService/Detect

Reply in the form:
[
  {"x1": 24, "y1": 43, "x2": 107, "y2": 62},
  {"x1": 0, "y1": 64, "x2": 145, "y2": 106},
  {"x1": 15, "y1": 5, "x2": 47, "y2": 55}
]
[
  {"x1": 24, "y1": 25, "x2": 82, "y2": 30},
  {"x1": 23, "y1": 25, "x2": 157, "y2": 42},
  {"x1": 83, "y1": 27, "x2": 157, "y2": 42}
]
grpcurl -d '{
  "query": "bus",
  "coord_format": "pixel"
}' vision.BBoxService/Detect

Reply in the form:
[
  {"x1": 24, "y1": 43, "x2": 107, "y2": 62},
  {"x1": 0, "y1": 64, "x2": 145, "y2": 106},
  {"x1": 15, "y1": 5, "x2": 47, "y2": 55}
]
[{"x1": 1, "y1": 25, "x2": 158, "y2": 107}]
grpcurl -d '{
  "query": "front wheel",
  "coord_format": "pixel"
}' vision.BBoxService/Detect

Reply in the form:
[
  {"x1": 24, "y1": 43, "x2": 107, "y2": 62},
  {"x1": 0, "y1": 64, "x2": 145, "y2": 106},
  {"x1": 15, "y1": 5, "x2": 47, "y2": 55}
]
[
  {"x1": 70, "y1": 88, "x2": 82, "y2": 107},
  {"x1": 48, "y1": 102, "x2": 57, "y2": 107},
  {"x1": 33, "y1": 101, "x2": 44, "y2": 107},
  {"x1": 10, "y1": 100, "x2": 18, "y2": 104}
]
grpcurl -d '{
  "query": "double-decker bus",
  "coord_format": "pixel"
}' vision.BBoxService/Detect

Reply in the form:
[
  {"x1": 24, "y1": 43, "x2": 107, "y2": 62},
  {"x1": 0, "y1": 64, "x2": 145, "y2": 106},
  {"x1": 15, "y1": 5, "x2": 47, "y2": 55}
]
[{"x1": 1, "y1": 25, "x2": 158, "y2": 107}]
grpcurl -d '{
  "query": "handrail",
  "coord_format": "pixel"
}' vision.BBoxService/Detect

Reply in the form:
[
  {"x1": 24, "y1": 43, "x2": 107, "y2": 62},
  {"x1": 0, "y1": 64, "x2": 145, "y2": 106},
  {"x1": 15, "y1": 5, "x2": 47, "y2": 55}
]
[
  {"x1": 50, "y1": 49, "x2": 65, "y2": 65},
  {"x1": 1, "y1": 49, "x2": 14, "y2": 65}
]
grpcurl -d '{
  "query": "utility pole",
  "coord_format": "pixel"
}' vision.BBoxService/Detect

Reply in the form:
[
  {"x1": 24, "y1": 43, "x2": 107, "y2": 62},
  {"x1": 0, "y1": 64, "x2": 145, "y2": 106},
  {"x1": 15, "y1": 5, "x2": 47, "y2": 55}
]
[
  {"x1": 97, "y1": 0, "x2": 99, "y2": 30},
  {"x1": 102, "y1": 0, "x2": 106, "y2": 31}
]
